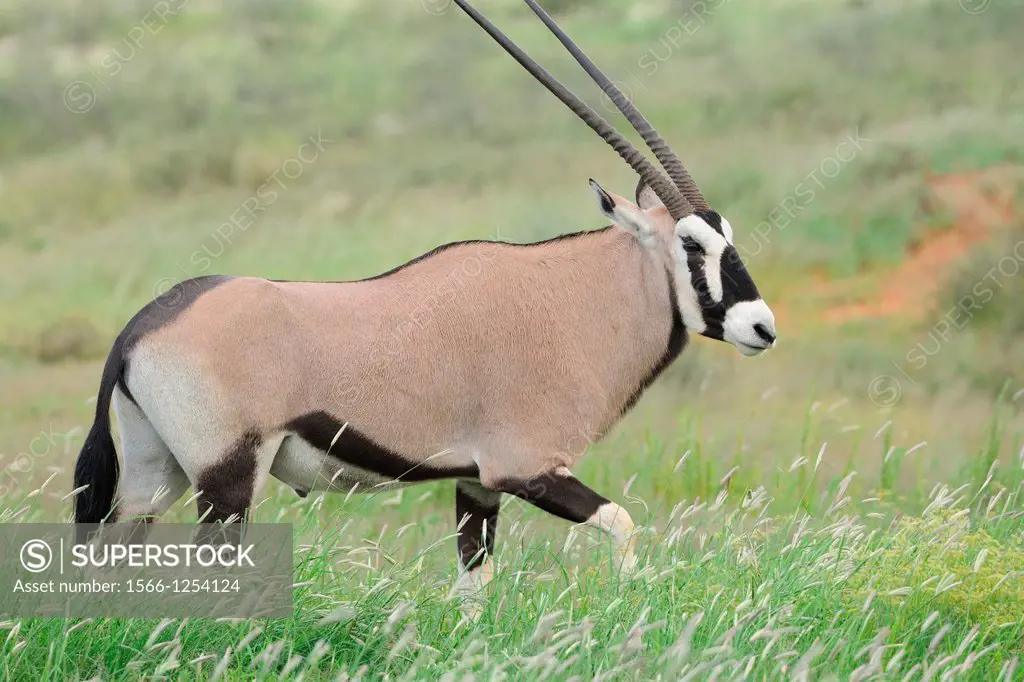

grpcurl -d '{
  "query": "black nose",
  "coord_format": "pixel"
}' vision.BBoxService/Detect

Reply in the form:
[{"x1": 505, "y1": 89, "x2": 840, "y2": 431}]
[{"x1": 753, "y1": 323, "x2": 776, "y2": 345}]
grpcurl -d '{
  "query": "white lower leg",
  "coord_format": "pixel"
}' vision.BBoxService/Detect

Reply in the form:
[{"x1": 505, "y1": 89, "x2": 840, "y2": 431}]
[
  {"x1": 452, "y1": 559, "x2": 493, "y2": 596},
  {"x1": 586, "y1": 502, "x2": 636, "y2": 572},
  {"x1": 451, "y1": 559, "x2": 494, "y2": 619}
]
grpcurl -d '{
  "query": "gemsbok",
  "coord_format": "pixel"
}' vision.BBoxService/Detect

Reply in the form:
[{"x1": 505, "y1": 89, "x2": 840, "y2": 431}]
[{"x1": 73, "y1": 0, "x2": 776, "y2": 607}]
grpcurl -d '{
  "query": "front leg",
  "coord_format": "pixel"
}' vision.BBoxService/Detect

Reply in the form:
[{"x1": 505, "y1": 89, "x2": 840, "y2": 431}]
[
  {"x1": 489, "y1": 467, "x2": 636, "y2": 572},
  {"x1": 451, "y1": 480, "x2": 502, "y2": 616}
]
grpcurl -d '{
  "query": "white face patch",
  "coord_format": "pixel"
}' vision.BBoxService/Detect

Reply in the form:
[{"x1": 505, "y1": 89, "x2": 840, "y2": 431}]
[
  {"x1": 671, "y1": 213, "x2": 731, "y2": 323},
  {"x1": 671, "y1": 236, "x2": 707, "y2": 334},
  {"x1": 677, "y1": 214, "x2": 729, "y2": 250},
  {"x1": 704, "y1": 250, "x2": 724, "y2": 303},
  {"x1": 723, "y1": 299, "x2": 776, "y2": 356}
]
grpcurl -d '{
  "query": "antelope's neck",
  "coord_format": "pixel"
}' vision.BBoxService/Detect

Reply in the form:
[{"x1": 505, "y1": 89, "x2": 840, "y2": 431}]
[{"x1": 558, "y1": 229, "x2": 687, "y2": 428}]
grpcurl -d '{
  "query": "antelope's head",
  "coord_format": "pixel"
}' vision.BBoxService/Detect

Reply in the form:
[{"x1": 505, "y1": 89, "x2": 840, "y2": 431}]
[
  {"x1": 591, "y1": 180, "x2": 776, "y2": 356},
  {"x1": 455, "y1": 0, "x2": 776, "y2": 356}
]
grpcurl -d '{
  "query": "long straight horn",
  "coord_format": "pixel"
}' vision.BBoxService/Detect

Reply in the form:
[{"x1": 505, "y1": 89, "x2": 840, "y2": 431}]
[
  {"x1": 451, "y1": 0, "x2": 692, "y2": 220},
  {"x1": 522, "y1": 0, "x2": 709, "y2": 212}
]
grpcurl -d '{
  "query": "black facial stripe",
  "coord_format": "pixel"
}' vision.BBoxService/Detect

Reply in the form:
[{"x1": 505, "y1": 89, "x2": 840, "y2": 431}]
[
  {"x1": 719, "y1": 246, "x2": 760, "y2": 303},
  {"x1": 681, "y1": 236, "x2": 705, "y2": 256},
  {"x1": 685, "y1": 237, "x2": 723, "y2": 339},
  {"x1": 688, "y1": 250, "x2": 720, "y2": 311},
  {"x1": 703, "y1": 318, "x2": 724, "y2": 340}
]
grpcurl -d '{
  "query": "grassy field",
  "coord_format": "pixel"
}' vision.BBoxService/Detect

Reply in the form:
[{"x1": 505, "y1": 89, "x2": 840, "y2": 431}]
[{"x1": 1, "y1": 0, "x2": 1024, "y2": 678}]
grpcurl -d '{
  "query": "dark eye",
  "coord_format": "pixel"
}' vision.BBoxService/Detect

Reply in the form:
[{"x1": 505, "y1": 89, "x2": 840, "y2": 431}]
[{"x1": 681, "y1": 237, "x2": 705, "y2": 256}]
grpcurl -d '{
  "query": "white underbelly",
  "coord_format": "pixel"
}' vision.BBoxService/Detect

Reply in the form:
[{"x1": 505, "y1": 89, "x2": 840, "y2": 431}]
[{"x1": 269, "y1": 434, "x2": 417, "y2": 495}]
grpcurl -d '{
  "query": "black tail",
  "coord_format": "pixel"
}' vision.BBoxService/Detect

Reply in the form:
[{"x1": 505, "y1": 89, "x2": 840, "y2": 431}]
[{"x1": 73, "y1": 335, "x2": 125, "y2": 526}]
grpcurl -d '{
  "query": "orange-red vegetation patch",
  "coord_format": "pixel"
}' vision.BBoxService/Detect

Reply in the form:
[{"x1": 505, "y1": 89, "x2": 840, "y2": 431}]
[{"x1": 822, "y1": 167, "x2": 1019, "y2": 324}]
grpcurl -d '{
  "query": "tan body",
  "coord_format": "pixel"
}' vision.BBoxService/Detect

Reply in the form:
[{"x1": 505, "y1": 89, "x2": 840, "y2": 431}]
[
  {"x1": 73, "y1": 212, "x2": 683, "y2": 614},
  {"x1": 131, "y1": 227, "x2": 677, "y2": 496}
]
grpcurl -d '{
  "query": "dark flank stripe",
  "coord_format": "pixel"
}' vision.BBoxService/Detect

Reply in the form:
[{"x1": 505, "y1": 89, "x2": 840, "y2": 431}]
[{"x1": 283, "y1": 411, "x2": 479, "y2": 482}]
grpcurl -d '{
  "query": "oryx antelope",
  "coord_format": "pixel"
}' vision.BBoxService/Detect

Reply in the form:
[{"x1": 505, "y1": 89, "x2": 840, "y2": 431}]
[{"x1": 73, "y1": 0, "x2": 776, "y2": 603}]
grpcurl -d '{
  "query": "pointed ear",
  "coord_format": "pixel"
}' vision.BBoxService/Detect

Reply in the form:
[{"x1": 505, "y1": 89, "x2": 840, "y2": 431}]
[
  {"x1": 635, "y1": 179, "x2": 664, "y2": 211},
  {"x1": 590, "y1": 179, "x2": 656, "y2": 247}
]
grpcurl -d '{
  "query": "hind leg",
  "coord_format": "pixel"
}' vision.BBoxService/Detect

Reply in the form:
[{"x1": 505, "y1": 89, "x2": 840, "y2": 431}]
[
  {"x1": 87, "y1": 388, "x2": 190, "y2": 546},
  {"x1": 117, "y1": 357, "x2": 281, "y2": 541},
  {"x1": 113, "y1": 387, "x2": 190, "y2": 522}
]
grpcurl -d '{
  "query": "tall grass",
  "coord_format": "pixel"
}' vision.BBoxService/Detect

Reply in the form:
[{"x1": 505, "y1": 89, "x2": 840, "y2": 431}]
[
  {"x1": 2, "y1": 0, "x2": 1024, "y2": 678},
  {"x1": 1, "y1": 448, "x2": 1022, "y2": 680}
]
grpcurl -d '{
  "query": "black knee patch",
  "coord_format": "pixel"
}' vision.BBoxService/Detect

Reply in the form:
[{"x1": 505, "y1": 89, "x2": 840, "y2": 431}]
[
  {"x1": 196, "y1": 430, "x2": 259, "y2": 524},
  {"x1": 494, "y1": 473, "x2": 608, "y2": 524}
]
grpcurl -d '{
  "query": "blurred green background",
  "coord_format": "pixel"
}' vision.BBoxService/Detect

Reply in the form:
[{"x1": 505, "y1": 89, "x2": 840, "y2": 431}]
[
  {"x1": 1, "y1": 0, "x2": 1023, "y2": 520},
  {"x1": 3, "y1": 1, "x2": 1024, "y2": 679}
]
